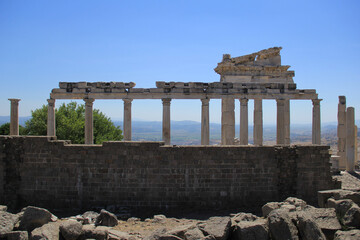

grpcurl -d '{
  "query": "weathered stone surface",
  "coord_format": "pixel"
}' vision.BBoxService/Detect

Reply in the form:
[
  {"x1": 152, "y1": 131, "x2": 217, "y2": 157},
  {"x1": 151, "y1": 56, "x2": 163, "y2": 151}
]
[
  {"x1": 184, "y1": 227, "x2": 205, "y2": 240},
  {"x1": 166, "y1": 224, "x2": 195, "y2": 239},
  {"x1": 262, "y1": 202, "x2": 281, "y2": 217},
  {"x1": 0, "y1": 211, "x2": 18, "y2": 237},
  {"x1": 6, "y1": 231, "x2": 28, "y2": 240},
  {"x1": 333, "y1": 199, "x2": 354, "y2": 219},
  {"x1": 157, "y1": 234, "x2": 183, "y2": 240},
  {"x1": 153, "y1": 215, "x2": 167, "y2": 223},
  {"x1": 318, "y1": 189, "x2": 360, "y2": 207},
  {"x1": 30, "y1": 221, "x2": 60, "y2": 240},
  {"x1": 18, "y1": 206, "x2": 57, "y2": 232},
  {"x1": 231, "y1": 212, "x2": 258, "y2": 224},
  {"x1": 296, "y1": 212, "x2": 326, "y2": 240},
  {"x1": 284, "y1": 197, "x2": 307, "y2": 208},
  {"x1": 343, "y1": 204, "x2": 360, "y2": 228},
  {"x1": 0, "y1": 205, "x2": 7, "y2": 211},
  {"x1": 60, "y1": 220, "x2": 83, "y2": 240},
  {"x1": 108, "y1": 229, "x2": 133, "y2": 240},
  {"x1": 233, "y1": 219, "x2": 269, "y2": 240},
  {"x1": 334, "y1": 229, "x2": 360, "y2": 240},
  {"x1": 82, "y1": 211, "x2": 100, "y2": 224},
  {"x1": 198, "y1": 217, "x2": 231, "y2": 240},
  {"x1": 78, "y1": 225, "x2": 108, "y2": 240},
  {"x1": 268, "y1": 209, "x2": 298, "y2": 240},
  {"x1": 95, "y1": 209, "x2": 118, "y2": 227}
]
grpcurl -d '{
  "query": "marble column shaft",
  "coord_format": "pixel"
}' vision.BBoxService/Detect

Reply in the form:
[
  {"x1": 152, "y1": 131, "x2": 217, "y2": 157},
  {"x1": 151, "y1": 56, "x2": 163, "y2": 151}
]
[
  {"x1": 47, "y1": 99, "x2": 56, "y2": 137},
  {"x1": 312, "y1": 99, "x2": 322, "y2": 145},
  {"x1": 240, "y1": 98, "x2": 248, "y2": 145},
  {"x1": 284, "y1": 99, "x2": 290, "y2": 144},
  {"x1": 346, "y1": 107, "x2": 355, "y2": 172},
  {"x1": 276, "y1": 99, "x2": 285, "y2": 145},
  {"x1": 8, "y1": 99, "x2": 20, "y2": 136},
  {"x1": 337, "y1": 96, "x2": 346, "y2": 170},
  {"x1": 123, "y1": 99, "x2": 133, "y2": 141},
  {"x1": 221, "y1": 97, "x2": 235, "y2": 145},
  {"x1": 84, "y1": 98, "x2": 95, "y2": 144},
  {"x1": 162, "y1": 98, "x2": 171, "y2": 145},
  {"x1": 201, "y1": 98, "x2": 210, "y2": 145},
  {"x1": 253, "y1": 99, "x2": 263, "y2": 145}
]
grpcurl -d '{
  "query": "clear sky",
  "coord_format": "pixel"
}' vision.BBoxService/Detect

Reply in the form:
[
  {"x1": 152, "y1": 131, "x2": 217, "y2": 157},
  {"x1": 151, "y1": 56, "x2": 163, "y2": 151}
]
[{"x1": 0, "y1": 0, "x2": 359, "y2": 124}]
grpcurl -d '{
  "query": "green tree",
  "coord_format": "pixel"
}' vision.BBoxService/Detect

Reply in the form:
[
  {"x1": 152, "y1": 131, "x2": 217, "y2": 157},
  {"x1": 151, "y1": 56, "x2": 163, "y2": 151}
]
[
  {"x1": 24, "y1": 102, "x2": 123, "y2": 144},
  {"x1": 0, "y1": 123, "x2": 26, "y2": 135}
]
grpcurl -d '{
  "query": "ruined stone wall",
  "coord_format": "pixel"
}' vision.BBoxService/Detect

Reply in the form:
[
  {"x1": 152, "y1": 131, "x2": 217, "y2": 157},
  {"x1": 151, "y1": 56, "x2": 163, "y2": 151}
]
[{"x1": 0, "y1": 136, "x2": 334, "y2": 212}]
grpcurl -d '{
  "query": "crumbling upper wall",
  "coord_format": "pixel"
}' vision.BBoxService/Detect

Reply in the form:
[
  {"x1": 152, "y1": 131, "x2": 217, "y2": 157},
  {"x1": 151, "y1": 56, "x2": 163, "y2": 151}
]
[{"x1": 214, "y1": 47, "x2": 295, "y2": 84}]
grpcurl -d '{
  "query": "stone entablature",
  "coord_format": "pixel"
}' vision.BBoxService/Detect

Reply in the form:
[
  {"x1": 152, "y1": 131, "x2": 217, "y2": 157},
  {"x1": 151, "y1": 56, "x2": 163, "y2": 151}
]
[{"x1": 214, "y1": 47, "x2": 295, "y2": 84}]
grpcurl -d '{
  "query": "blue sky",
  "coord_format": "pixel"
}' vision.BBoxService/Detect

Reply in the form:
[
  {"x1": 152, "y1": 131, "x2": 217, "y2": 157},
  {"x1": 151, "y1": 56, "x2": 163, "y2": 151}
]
[{"x1": 0, "y1": 0, "x2": 359, "y2": 124}]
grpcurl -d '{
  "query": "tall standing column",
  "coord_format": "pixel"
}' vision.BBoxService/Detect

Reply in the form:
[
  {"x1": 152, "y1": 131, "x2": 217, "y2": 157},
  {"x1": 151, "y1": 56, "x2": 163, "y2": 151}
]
[
  {"x1": 240, "y1": 98, "x2": 248, "y2": 145},
  {"x1": 221, "y1": 97, "x2": 235, "y2": 145},
  {"x1": 47, "y1": 99, "x2": 56, "y2": 137},
  {"x1": 284, "y1": 99, "x2": 290, "y2": 144},
  {"x1": 355, "y1": 125, "x2": 358, "y2": 168},
  {"x1": 276, "y1": 99, "x2": 285, "y2": 145},
  {"x1": 8, "y1": 99, "x2": 20, "y2": 136},
  {"x1": 123, "y1": 98, "x2": 133, "y2": 141},
  {"x1": 337, "y1": 96, "x2": 346, "y2": 170},
  {"x1": 346, "y1": 107, "x2": 355, "y2": 172},
  {"x1": 201, "y1": 98, "x2": 210, "y2": 145},
  {"x1": 84, "y1": 98, "x2": 95, "y2": 144},
  {"x1": 253, "y1": 99, "x2": 263, "y2": 145},
  {"x1": 312, "y1": 99, "x2": 322, "y2": 144},
  {"x1": 162, "y1": 98, "x2": 171, "y2": 145}
]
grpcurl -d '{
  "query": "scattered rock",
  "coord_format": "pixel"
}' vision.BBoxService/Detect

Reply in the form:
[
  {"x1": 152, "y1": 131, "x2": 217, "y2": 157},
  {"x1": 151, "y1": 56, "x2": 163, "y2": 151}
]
[
  {"x1": 82, "y1": 211, "x2": 100, "y2": 224},
  {"x1": 334, "y1": 229, "x2": 360, "y2": 240},
  {"x1": 262, "y1": 202, "x2": 281, "y2": 217},
  {"x1": 18, "y1": 206, "x2": 58, "y2": 232},
  {"x1": 60, "y1": 219, "x2": 83, "y2": 240},
  {"x1": 143, "y1": 228, "x2": 167, "y2": 240},
  {"x1": 296, "y1": 211, "x2": 326, "y2": 240},
  {"x1": 333, "y1": 199, "x2": 354, "y2": 219},
  {"x1": 30, "y1": 221, "x2": 60, "y2": 240},
  {"x1": 232, "y1": 218, "x2": 269, "y2": 240},
  {"x1": 0, "y1": 211, "x2": 18, "y2": 237},
  {"x1": 284, "y1": 197, "x2": 307, "y2": 209},
  {"x1": 127, "y1": 217, "x2": 141, "y2": 222},
  {"x1": 95, "y1": 209, "x2": 118, "y2": 227},
  {"x1": 198, "y1": 216, "x2": 231, "y2": 240},
  {"x1": 108, "y1": 229, "x2": 133, "y2": 240},
  {"x1": 0, "y1": 205, "x2": 7, "y2": 211},
  {"x1": 231, "y1": 212, "x2": 258, "y2": 224},
  {"x1": 78, "y1": 224, "x2": 108, "y2": 240},
  {"x1": 184, "y1": 227, "x2": 205, "y2": 240},
  {"x1": 6, "y1": 231, "x2": 28, "y2": 240},
  {"x1": 268, "y1": 209, "x2": 299, "y2": 240},
  {"x1": 343, "y1": 204, "x2": 360, "y2": 228},
  {"x1": 167, "y1": 224, "x2": 195, "y2": 239},
  {"x1": 153, "y1": 215, "x2": 167, "y2": 223}
]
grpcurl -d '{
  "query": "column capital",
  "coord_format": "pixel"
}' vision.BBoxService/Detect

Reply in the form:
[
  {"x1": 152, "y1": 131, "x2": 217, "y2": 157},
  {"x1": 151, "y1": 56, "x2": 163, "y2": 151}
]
[
  {"x1": 47, "y1": 99, "x2": 55, "y2": 106},
  {"x1": 239, "y1": 98, "x2": 249, "y2": 105},
  {"x1": 312, "y1": 99, "x2": 322, "y2": 105},
  {"x1": 8, "y1": 98, "x2": 21, "y2": 104},
  {"x1": 276, "y1": 98, "x2": 285, "y2": 105},
  {"x1": 84, "y1": 98, "x2": 95, "y2": 106},
  {"x1": 339, "y1": 96, "x2": 346, "y2": 104},
  {"x1": 201, "y1": 98, "x2": 210, "y2": 105},
  {"x1": 162, "y1": 98, "x2": 171, "y2": 105},
  {"x1": 123, "y1": 98, "x2": 133, "y2": 104}
]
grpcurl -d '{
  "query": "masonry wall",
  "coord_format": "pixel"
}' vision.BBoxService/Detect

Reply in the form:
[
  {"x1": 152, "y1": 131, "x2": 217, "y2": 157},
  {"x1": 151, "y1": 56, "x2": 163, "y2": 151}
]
[{"x1": 0, "y1": 136, "x2": 335, "y2": 212}]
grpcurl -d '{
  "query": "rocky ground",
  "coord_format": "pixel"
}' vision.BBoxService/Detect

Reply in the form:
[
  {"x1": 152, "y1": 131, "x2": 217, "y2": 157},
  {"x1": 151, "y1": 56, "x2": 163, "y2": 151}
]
[{"x1": 0, "y1": 170, "x2": 360, "y2": 240}]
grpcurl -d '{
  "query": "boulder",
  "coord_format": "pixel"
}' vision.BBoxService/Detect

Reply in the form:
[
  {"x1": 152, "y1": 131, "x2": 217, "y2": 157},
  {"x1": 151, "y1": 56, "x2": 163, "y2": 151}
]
[
  {"x1": 343, "y1": 204, "x2": 360, "y2": 228},
  {"x1": 198, "y1": 216, "x2": 231, "y2": 240},
  {"x1": 284, "y1": 197, "x2": 307, "y2": 208},
  {"x1": 232, "y1": 218, "x2": 269, "y2": 240},
  {"x1": 108, "y1": 229, "x2": 133, "y2": 240},
  {"x1": 18, "y1": 206, "x2": 57, "y2": 232},
  {"x1": 167, "y1": 224, "x2": 196, "y2": 239},
  {"x1": 262, "y1": 202, "x2": 281, "y2": 217},
  {"x1": 157, "y1": 234, "x2": 183, "y2": 240},
  {"x1": 153, "y1": 215, "x2": 167, "y2": 223},
  {"x1": 333, "y1": 199, "x2": 354, "y2": 219},
  {"x1": 296, "y1": 211, "x2": 326, "y2": 240},
  {"x1": 6, "y1": 231, "x2": 28, "y2": 240},
  {"x1": 60, "y1": 220, "x2": 83, "y2": 240},
  {"x1": 0, "y1": 205, "x2": 7, "y2": 211},
  {"x1": 184, "y1": 227, "x2": 206, "y2": 240},
  {"x1": 78, "y1": 225, "x2": 108, "y2": 240},
  {"x1": 318, "y1": 189, "x2": 360, "y2": 207},
  {"x1": 231, "y1": 213, "x2": 258, "y2": 224},
  {"x1": 95, "y1": 209, "x2": 118, "y2": 227},
  {"x1": 82, "y1": 211, "x2": 100, "y2": 224},
  {"x1": 334, "y1": 229, "x2": 360, "y2": 240},
  {"x1": 267, "y1": 209, "x2": 299, "y2": 240},
  {"x1": 30, "y1": 221, "x2": 60, "y2": 240},
  {"x1": 0, "y1": 211, "x2": 18, "y2": 237}
]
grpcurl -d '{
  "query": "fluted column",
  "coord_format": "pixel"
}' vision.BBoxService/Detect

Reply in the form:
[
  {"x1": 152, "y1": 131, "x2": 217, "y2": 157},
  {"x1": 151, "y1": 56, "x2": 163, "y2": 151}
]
[
  {"x1": 221, "y1": 97, "x2": 235, "y2": 145},
  {"x1": 284, "y1": 99, "x2": 290, "y2": 144},
  {"x1": 84, "y1": 98, "x2": 95, "y2": 144},
  {"x1": 346, "y1": 107, "x2": 355, "y2": 172},
  {"x1": 240, "y1": 98, "x2": 248, "y2": 145},
  {"x1": 8, "y1": 99, "x2": 20, "y2": 136},
  {"x1": 337, "y1": 96, "x2": 346, "y2": 170},
  {"x1": 312, "y1": 99, "x2": 322, "y2": 144},
  {"x1": 253, "y1": 99, "x2": 263, "y2": 145},
  {"x1": 47, "y1": 99, "x2": 56, "y2": 137},
  {"x1": 276, "y1": 99, "x2": 285, "y2": 145},
  {"x1": 162, "y1": 98, "x2": 171, "y2": 145},
  {"x1": 201, "y1": 98, "x2": 210, "y2": 145},
  {"x1": 123, "y1": 98, "x2": 133, "y2": 141}
]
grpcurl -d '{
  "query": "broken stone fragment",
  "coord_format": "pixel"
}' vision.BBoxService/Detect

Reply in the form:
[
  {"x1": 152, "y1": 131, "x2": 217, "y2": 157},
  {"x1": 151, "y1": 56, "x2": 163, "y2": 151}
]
[
  {"x1": 18, "y1": 206, "x2": 58, "y2": 232},
  {"x1": 95, "y1": 209, "x2": 118, "y2": 227}
]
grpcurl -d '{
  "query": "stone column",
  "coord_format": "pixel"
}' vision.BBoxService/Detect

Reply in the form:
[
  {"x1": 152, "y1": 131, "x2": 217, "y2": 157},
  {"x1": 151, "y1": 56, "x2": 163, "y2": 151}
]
[
  {"x1": 355, "y1": 125, "x2": 358, "y2": 168},
  {"x1": 239, "y1": 98, "x2": 248, "y2": 145},
  {"x1": 284, "y1": 99, "x2": 290, "y2": 144},
  {"x1": 337, "y1": 96, "x2": 346, "y2": 170},
  {"x1": 47, "y1": 99, "x2": 56, "y2": 137},
  {"x1": 253, "y1": 99, "x2": 263, "y2": 145},
  {"x1": 221, "y1": 97, "x2": 235, "y2": 145},
  {"x1": 8, "y1": 99, "x2": 20, "y2": 136},
  {"x1": 201, "y1": 98, "x2": 210, "y2": 145},
  {"x1": 84, "y1": 98, "x2": 95, "y2": 144},
  {"x1": 123, "y1": 98, "x2": 133, "y2": 141},
  {"x1": 162, "y1": 98, "x2": 171, "y2": 145},
  {"x1": 346, "y1": 107, "x2": 355, "y2": 172},
  {"x1": 312, "y1": 99, "x2": 322, "y2": 145},
  {"x1": 276, "y1": 99, "x2": 285, "y2": 145}
]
